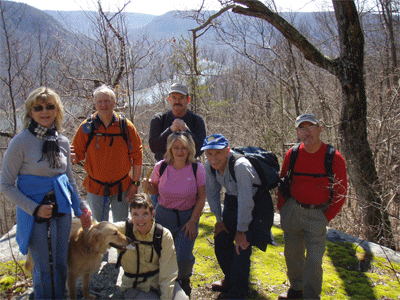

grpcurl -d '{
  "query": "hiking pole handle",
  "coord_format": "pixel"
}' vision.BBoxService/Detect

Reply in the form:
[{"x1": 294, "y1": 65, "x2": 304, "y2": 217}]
[{"x1": 144, "y1": 168, "x2": 153, "y2": 194}]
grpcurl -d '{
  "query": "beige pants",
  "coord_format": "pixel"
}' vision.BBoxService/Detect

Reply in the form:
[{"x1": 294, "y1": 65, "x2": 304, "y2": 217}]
[{"x1": 280, "y1": 198, "x2": 328, "y2": 300}]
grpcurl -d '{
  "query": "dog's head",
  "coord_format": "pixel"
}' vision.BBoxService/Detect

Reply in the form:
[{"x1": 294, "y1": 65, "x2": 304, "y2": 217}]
[{"x1": 86, "y1": 221, "x2": 131, "y2": 254}]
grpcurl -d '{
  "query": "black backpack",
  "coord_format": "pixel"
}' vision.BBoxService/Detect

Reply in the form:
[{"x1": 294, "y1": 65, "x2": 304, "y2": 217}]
[
  {"x1": 278, "y1": 143, "x2": 335, "y2": 201},
  {"x1": 211, "y1": 146, "x2": 280, "y2": 191},
  {"x1": 116, "y1": 220, "x2": 164, "y2": 268},
  {"x1": 81, "y1": 113, "x2": 131, "y2": 151}
]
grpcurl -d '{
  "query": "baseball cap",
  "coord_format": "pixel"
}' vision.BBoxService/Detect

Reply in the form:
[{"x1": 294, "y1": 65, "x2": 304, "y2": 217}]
[
  {"x1": 201, "y1": 134, "x2": 229, "y2": 151},
  {"x1": 169, "y1": 83, "x2": 188, "y2": 96},
  {"x1": 295, "y1": 113, "x2": 320, "y2": 128}
]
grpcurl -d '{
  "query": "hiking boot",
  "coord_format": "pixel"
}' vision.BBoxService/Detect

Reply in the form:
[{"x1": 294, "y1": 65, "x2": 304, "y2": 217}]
[
  {"x1": 278, "y1": 288, "x2": 303, "y2": 299},
  {"x1": 180, "y1": 278, "x2": 191, "y2": 296},
  {"x1": 216, "y1": 293, "x2": 229, "y2": 299},
  {"x1": 211, "y1": 278, "x2": 231, "y2": 293}
]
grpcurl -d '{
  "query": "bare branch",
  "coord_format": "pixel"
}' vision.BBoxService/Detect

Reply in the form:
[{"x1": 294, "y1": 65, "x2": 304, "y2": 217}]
[
  {"x1": 0, "y1": 131, "x2": 14, "y2": 138},
  {"x1": 231, "y1": 0, "x2": 339, "y2": 75},
  {"x1": 98, "y1": 1, "x2": 126, "y2": 88}
]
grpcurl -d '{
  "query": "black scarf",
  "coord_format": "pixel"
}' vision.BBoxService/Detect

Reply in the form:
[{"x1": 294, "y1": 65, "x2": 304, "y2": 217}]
[{"x1": 28, "y1": 119, "x2": 61, "y2": 169}]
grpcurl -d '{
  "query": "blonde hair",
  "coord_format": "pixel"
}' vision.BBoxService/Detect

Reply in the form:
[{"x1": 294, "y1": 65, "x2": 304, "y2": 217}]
[
  {"x1": 165, "y1": 132, "x2": 196, "y2": 165},
  {"x1": 22, "y1": 87, "x2": 64, "y2": 130},
  {"x1": 93, "y1": 84, "x2": 116, "y2": 103}
]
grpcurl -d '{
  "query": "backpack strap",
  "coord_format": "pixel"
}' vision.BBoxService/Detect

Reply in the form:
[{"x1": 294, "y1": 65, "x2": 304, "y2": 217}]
[
  {"x1": 287, "y1": 143, "x2": 300, "y2": 179},
  {"x1": 192, "y1": 162, "x2": 198, "y2": 180},
  {"x1": 84, "y1": 115, "x2": 96, "y2": 151},
  {"x1": 325, "y1": 144, "x2": 335, "y2": 204},
  {"x1": 227, "y1": 152, "x2": 243, "y2": 183},
  {"x1": 159, "y1": 161, "x2": 168, "y2": 178},
  {"x1": 116, "y1": 219, "x2": 135, "y2": 268},
  {"x1": 153, "y1": 223, "x2": 163, "y2": 258},
  {"x1": 118, "y1": 113, "x2": 131, "y2": 150}
]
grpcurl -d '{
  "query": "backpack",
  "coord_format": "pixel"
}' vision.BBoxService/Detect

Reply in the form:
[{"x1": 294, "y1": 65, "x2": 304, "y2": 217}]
[
  {"x1": 81, "y1": 113, "x2": 131, "y2": 151},
  {"x1": 211, "y1": 146, "x2": 280, "y2": 191},
  {"x1": 159, "y1": 160, "x2": 198, "y2": 180},
  {"x1": 278, "y1": 143, "x2": 335, "y2": 201},
  {"x1": 115, "y1": 220, "x2": 164, "y2": 269}
]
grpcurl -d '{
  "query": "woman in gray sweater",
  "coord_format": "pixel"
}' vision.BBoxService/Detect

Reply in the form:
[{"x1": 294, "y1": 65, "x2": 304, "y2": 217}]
[{"x1": 0, "y1": 87, "x2": 91, "y2": 300}]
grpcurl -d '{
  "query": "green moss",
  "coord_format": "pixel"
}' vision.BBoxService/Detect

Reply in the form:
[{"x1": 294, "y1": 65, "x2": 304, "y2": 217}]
[
  {"x1": 1, "y1": 212, "x2": 399, "y2": 299},
  {"x1": 0, "y1": 260, "x2": 28, "y2": 296},
  {"x1": 192, "y1": 212, "x2": 400, "y2": 299},
  {"x1": 0, "y1": 275, "x2": 16, "y2": 291}
]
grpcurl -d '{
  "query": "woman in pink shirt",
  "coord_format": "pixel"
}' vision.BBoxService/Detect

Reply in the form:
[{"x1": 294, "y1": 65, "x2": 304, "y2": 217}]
[{"x1": 142, "y1": 132, "x2": 206, "y2": 297}]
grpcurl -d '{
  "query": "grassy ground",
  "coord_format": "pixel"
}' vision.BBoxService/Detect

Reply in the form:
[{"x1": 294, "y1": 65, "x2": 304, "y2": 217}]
[
  {"x1": 191, "y1": 212, "x2": 400, "y2": 300},
  {"x1": 1, "y1": 212, "x2": 400, "y2": 299}
]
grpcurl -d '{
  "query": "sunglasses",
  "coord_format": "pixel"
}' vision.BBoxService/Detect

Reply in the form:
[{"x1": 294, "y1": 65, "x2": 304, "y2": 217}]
[
  {"x1": 173, "y1": 131, "x2": 190, "y2": 137},
  {"x1": 32, "y1": 104, "x2": 56, "y2": 112}
]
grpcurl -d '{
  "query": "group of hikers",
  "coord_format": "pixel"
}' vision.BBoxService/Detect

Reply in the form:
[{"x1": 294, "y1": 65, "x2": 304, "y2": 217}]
[{"x1": 0, "y1": 82, "x2": 347, "y2": 300}]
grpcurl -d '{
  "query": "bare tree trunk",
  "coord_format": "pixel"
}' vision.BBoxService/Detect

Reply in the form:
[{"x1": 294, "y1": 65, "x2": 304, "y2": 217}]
[
  {"x1": 377, "y1": 0, "x2": 398, "y2": 85},
  {"x1": 333, "y1": 0, "x2": 394, "y2": 248}
]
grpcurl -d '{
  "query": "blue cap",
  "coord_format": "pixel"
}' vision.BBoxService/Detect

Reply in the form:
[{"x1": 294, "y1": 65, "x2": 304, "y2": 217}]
[{"x1": 201, "y1": 134, "x2": 229, "y2": 151}]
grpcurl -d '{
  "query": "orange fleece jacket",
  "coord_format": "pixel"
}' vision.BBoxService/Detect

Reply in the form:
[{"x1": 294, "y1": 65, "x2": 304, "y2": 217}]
[{"x1": 72, "y1": 113, "x2": 143, "y2": 196}]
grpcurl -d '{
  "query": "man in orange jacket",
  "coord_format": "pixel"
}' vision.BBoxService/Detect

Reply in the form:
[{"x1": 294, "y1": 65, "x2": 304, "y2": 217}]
[{"x1": 72, "y1": 85, "x2": 142, "y2": 222}]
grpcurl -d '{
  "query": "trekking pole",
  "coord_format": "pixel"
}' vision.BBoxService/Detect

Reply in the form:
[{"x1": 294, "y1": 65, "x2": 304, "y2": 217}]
[
  {"x1": 144, "y1": 168, "x2": 153, "y2": 194},
  {"x1": 47, "y1": 217, "x2": 55, "y2": 299},
  {"x1": 101, "y1": 184, "x2": 110, "y2": 221}
]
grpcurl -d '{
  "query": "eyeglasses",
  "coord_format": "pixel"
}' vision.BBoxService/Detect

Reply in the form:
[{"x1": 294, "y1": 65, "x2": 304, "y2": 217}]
[
  {"x1": 297, "y1": 124, "x2": 317, "y2": 133},
  {"x1": 173, "y1": 131, "x2": 190, "y2": 137},
  {"x1": 32, "y1": 104, "x2": 56, "y2": 112}
]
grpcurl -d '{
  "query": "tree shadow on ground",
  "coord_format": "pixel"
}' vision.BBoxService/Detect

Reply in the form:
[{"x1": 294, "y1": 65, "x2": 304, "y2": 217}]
[{"x1": 325, "y1": 241, "x2": 375, "y2": 299}]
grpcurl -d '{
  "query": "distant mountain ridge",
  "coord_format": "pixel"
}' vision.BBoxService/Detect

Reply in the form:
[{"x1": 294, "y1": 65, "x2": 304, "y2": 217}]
[
  {"x1": 44, "y1": 10, "x2": 157, "y2": 35},
  {"x1": 1, "y1": 1, "x2": 72, "y2": 38},
  {"x1": 45, "y1": 9, "x2": 206, "y2": 41},
  {"x1": 3, "y1": 1, "x2": 333, "y2": 45}
]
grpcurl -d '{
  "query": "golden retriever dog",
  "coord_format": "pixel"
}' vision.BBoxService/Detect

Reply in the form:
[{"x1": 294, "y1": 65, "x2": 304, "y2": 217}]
[{"x1": 25, "y1": 219, "x2": 130, "y2": 299}]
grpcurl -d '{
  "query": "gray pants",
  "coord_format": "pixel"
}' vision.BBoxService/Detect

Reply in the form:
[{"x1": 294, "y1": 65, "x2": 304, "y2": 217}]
[
  {"x1": 280, "y1": 197, "x2": 328, "y2": 300},
  {"x1": 87, "y1": 191, "x2": 129, "y2": 222},
  {"x1": 123, "y1": 281, "x2": 188, "y2": 300}
]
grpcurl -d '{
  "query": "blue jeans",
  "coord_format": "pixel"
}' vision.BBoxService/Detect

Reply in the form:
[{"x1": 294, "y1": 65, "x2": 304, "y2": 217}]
[
  {"x1": 29, "y1": 214, "x2": 71, "y2": 300},
  {"x1": 154, "y1": 205, "x2": 198, "y2": 280},
  {"x1": 87, "y1": 191, "x2": 129, "y2": 222},
  {"x1": 215, "y1": 194, "x2": 252, "y2": 299}
]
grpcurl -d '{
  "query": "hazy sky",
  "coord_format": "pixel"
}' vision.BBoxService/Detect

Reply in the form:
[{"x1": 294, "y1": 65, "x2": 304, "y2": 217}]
[{"x1": 15, "y1": 0, "x2": 326, "y2": 15}]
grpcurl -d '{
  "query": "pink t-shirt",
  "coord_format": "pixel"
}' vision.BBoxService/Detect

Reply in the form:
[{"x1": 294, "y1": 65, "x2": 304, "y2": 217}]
[{"x1": 151, "y1": 160, "x2": 206, "y2": 210}]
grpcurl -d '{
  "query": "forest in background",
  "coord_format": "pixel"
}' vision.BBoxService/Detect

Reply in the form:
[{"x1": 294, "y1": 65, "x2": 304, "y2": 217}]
[{"x1": 0, "y1": 0, "x2": 399, "y2": 252}]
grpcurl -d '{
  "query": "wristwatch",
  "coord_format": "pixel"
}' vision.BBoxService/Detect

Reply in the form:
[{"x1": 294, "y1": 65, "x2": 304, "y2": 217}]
[{"x1": 132, "y1": 180, "x2": 140, "y2": 187}]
